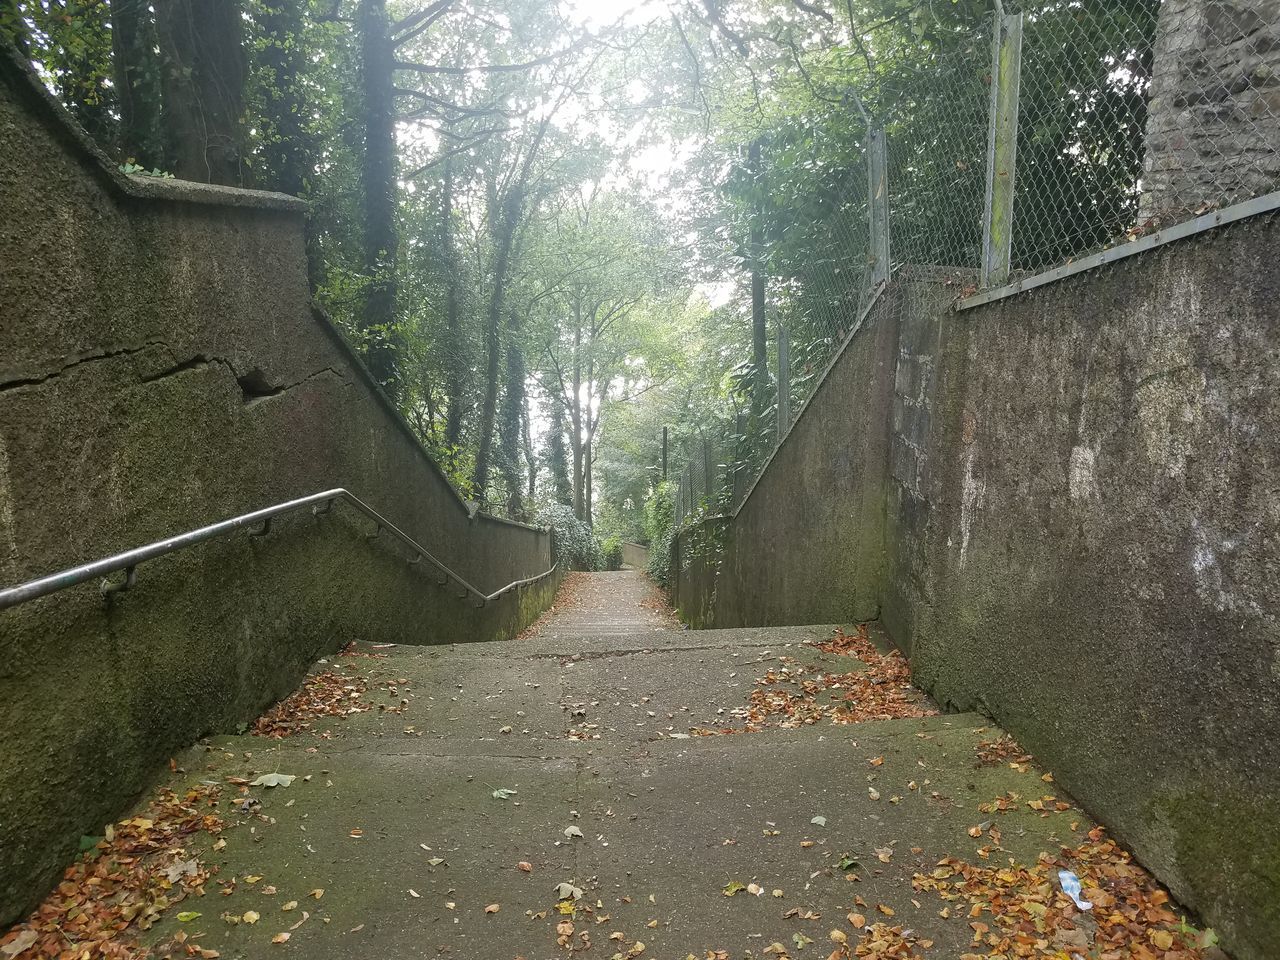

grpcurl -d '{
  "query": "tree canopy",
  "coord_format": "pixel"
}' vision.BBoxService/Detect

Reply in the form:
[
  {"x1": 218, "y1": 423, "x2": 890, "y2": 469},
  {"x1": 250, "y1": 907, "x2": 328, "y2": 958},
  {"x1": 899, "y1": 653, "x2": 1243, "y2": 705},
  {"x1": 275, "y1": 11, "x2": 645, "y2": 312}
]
[{"x1": 3, "y1": 0, "x2": 1164, "y2": 566}]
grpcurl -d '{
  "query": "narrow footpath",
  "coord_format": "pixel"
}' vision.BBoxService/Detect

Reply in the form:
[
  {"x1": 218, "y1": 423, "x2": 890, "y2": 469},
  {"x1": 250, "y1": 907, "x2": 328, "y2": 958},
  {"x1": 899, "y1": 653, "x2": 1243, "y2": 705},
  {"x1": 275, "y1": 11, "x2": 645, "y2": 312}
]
[{"x1": 11, "y1": 572, "x2": 1213, "y2": 960}]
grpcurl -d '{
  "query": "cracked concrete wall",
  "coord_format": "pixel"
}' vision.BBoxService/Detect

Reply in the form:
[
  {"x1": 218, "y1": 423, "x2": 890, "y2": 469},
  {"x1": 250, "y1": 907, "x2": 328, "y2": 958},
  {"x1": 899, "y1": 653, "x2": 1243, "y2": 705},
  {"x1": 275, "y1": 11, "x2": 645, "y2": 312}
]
[
  {"x1": 674, "y1": 213, "x2": 1280, "y2": 958},
  {"x1": 0, "y1": 50, "x2": 557, "y2": 926}
]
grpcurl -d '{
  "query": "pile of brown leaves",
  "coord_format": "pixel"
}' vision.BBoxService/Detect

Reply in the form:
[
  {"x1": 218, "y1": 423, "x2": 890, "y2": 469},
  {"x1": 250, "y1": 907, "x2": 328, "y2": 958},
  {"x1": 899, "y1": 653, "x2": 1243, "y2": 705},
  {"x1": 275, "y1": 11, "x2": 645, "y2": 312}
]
[
  {"x1": 692, "y1": 626, "x2": 936, "y2": 735},
  {"x1": 0, "y1": 787, "x2": 225, "y2": 960},
  {"x1": 850, "y1": 922, "x2": 931, "y2": 958},
  {"x1": 912, "y1": 826, "x2": 1212, "y2": 960},
  {"x1": 975, "y1": 732, "x2": 1033, "y2": 769},
  {"x1": 252, "y1": 670, "x2": 370, "y2": 738}
]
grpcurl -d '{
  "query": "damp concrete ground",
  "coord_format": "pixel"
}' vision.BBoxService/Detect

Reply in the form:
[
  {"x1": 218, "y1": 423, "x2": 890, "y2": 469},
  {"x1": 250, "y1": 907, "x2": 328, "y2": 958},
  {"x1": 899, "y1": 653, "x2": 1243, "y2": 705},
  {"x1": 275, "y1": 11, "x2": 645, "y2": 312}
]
[{"x1": 145, "y1": 571, "x2": 1096, "y2": 959}]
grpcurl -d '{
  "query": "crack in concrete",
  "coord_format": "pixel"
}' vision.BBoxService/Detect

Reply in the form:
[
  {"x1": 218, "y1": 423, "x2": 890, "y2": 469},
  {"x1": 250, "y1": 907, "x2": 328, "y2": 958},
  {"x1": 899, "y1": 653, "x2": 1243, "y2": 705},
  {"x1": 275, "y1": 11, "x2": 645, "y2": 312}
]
[
  {"x1": 241, "y1": 366, "x2": 347, "y2": 408},
  {"x1": 138, "y1": 353, "x2": 237, "y2": 384},
  {"x1": 0, "y1": 340, "x2": 171, "y2": 393}
]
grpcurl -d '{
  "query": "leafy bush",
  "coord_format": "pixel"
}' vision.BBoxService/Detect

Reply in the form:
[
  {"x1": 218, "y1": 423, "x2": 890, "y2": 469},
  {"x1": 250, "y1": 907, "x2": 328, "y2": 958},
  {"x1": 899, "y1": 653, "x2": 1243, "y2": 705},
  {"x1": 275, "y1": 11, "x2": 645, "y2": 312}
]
[
  {"x1": 601, "y1": 536, "x2": 623, "y2": 571},
  {"x1": 643, "y1": 480, "x2": 675, "y2": 586},
  {"x1": 537, "y1": 502, "x2": 604, "y2": 571}
]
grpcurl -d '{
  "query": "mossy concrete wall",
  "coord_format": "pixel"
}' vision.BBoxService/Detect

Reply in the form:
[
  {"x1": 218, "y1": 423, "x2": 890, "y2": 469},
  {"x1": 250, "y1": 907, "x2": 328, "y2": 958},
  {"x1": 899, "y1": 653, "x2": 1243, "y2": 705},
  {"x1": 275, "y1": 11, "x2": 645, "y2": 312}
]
[
  {"x1": 674, "y1": 296, "x2": 900, "y2": 629},
  {"x1": 672, "y1": 217, "x2": 1280, "y2": 957},
  {"x1": 0, "y1": 50, "x2": 558, "y2": 926}
]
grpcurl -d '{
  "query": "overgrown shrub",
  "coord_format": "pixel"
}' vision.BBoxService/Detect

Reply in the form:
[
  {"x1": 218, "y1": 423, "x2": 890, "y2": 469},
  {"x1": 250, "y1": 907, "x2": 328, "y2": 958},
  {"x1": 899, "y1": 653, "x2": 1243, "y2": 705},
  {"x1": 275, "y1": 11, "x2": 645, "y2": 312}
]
[
  {"x1": 537, "y1": 502, "x2": 604, "y2": 571},
  {"x1": 643, "y1": 480, "x2": 675, "y2": 586},
  {"x1": 601, "y1": 536, "x2": 623, "y2": 571}
]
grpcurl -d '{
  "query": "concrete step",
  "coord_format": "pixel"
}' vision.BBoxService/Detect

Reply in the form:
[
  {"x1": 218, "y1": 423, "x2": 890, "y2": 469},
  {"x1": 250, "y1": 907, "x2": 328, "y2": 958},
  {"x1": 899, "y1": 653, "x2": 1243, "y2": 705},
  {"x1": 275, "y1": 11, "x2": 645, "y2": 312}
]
[
  {"x1": 135, "y1": 619, "x2": 1104, "y2": 959},
  {"x1": 150, "y1": 701, "x2": 1084, "y2": 960}
]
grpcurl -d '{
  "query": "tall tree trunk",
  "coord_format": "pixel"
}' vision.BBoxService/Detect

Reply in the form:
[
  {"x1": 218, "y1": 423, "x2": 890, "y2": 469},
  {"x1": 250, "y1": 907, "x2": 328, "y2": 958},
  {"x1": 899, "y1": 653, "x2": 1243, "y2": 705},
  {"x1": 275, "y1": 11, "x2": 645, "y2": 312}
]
[
  {"x1": 546, "y1": 392, "x2": 572, "y2": 506},
  {"x1": 156, "y1": 0, "x2": 246, "y2": 184},
  {"x1": 258, "y1": 0, "x2": 309, "y2": 196},
  {"x1": 522, "y1": 399, "x2": 537, "y2": 503},
  {"x1": 472, "y1": 116, "x2": 550, "y2": 496},
  {"x1": 442, "y1": 151, "x2": 466, "y2": 448},
  {"x1": 570, "y1": 303, "x2": 584, "y2": 520},
  {"x1": 357, "y1": 0, "x2": 401, "y2": 396},
  {"x1": 583, "y1": 440, "x2": 593, "y2": 526},
  {"x1": 472, "y1": 191, "x2": 522, "y2": 499},
  {"x1": 748, "y1": 138, "x2": 768, "y2": 408},
  {"x1": 499, "y1": 309, "x2": 527, "y2": 518},
  {"x1": 110, "y1": 0, "x2": 163, "y2": 168}
]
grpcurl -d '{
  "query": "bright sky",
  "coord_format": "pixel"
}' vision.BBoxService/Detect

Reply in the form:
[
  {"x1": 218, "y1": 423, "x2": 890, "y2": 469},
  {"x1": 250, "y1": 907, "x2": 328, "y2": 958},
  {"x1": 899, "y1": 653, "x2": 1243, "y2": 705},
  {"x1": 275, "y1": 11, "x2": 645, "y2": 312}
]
[{"x1": 566, "y1": 0, "x2": 670, "y2": 29}]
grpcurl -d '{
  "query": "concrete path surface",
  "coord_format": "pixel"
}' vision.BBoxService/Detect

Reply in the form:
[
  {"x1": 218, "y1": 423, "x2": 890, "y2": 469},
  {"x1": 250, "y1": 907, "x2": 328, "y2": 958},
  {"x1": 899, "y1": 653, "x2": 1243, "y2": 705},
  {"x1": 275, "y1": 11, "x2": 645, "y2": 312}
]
[{"x1": 111, "y1": 572, "x2": 1207, "y2": 960}]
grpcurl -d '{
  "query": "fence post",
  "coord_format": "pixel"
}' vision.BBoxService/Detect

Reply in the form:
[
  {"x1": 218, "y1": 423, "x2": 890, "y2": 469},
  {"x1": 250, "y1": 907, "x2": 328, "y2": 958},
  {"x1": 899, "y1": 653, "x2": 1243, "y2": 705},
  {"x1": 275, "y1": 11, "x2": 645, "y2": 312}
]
[
  {"x1": 776, "y1": 323, "x2": 790, "y2": 441},
  {"x1": 703, "y1": 437, "x2": 713, "y2": 505},
  {"x1": 981, "y1": 7, "x2": 1023, "y2": 288},
  {"x1": 867, "y1": 125, "x2": 890, "y2": 286}
]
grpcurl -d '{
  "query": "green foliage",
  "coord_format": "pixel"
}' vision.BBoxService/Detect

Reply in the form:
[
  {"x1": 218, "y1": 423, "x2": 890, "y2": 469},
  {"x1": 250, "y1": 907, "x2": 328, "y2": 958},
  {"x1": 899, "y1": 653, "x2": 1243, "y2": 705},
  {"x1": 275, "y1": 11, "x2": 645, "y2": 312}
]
[
  {"x1": 118, "y1": 163, "x2": 174, "y2": 179},
  {"x1": 600, "y1": 536, "x2": 623, "y2": 572},
  {"x1": 7, "y1": 0, "x2": 1164, "y2": 539},
  {"x1": 537, "y1": 502, "x2": 603, "y2": 573},
  {"x1": 643, "y1": 480, "x2": 676, "y2": 587}
]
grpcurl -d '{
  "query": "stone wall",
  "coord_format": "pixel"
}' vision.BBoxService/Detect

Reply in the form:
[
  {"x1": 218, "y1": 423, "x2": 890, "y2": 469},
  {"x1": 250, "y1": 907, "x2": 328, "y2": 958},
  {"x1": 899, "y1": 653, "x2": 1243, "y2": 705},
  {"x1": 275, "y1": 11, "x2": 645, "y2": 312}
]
[
  {"x1": 621, "y1": 541, "x2": 650, "y2": 570},
  {"x1": 0, "y1": 50, "x2": 558, "y2": 926},
  {"x1": 1140, "y1": 0, "x2": 1280, "y2": 222},
  {"x1": 671, "y1": 213, "x2": 1280, "y2": 958}
]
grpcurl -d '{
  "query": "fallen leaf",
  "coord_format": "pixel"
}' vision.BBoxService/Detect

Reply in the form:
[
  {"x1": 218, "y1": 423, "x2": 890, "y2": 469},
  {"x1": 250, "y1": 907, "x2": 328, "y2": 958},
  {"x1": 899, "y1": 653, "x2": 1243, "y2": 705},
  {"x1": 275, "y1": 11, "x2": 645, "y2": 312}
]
[
  {"x1": 563, "y1": 826, "x2": 584, "y2": 839},
  {"x1": 492, "y1": 788, "x2": 518, "y2": 800},
  {"x1": 518, "y1": 861, "x2": 533, "y2": 872},
  {"x1": 177, "y1": 912, "x2": 202, "y2": 922},
  {"x1": 1, "y1": 936, "x2": 38, "y2": 957},
  {"x1": 243, "y1": 911, "x2": 261, "y2": 924},
  {"x1": 271, "y1": 932, "x2": 290, "y2": 944},
  {"x1": 250, "y1": 773, "x2": 295, "y2": 788},
  {"x1": 409, "y1": 890, "x2": 420, "y2": 899},
  {"x1": 1, "y1": 931, "x2": 37, "y2": 958},
  {"x1": 485, "y1": 903, "x2": 500, "y2": 914},
  {"x1": 810, "y1": 816, "x2": 827, "y2": 827}
]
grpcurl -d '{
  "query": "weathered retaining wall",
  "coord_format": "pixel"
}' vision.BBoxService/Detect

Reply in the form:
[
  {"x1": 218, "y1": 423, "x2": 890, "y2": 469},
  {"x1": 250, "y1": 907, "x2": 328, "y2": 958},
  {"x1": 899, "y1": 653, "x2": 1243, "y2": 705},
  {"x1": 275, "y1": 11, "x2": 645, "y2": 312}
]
[
  {"x1": 689, "y1": 302, "x2": 900, "y2": 628},
  {"x1": 672, "y1": 217, "x2": 1280, "y2": 957},
  {"x1": 0, "y1": 51, "x2": 558, "y2": 926},
  {"x1": 621, "y1": 541, "x2": 649, "y2": 570}
]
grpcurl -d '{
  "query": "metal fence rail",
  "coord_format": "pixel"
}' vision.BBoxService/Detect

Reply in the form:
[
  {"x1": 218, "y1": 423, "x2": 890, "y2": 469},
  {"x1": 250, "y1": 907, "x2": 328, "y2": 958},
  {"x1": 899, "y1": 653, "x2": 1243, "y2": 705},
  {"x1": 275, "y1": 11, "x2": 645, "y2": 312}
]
[
  {"x1": 0, "y1": 488, "x2": 557, "y2": 612},
  {"x1": 670, "y1": 0, "x2": 1280, "y2": 530}
]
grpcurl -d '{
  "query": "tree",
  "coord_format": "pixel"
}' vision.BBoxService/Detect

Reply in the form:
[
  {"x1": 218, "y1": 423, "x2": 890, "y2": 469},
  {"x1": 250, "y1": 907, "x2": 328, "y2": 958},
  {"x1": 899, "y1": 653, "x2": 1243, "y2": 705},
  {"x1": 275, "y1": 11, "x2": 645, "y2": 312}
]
[
  {"x1": 356, "y1": 0, "x2": 401, "y2": 394},
  {"x1": 155, "y1": 0, "x2": 248, "y2": 184}
]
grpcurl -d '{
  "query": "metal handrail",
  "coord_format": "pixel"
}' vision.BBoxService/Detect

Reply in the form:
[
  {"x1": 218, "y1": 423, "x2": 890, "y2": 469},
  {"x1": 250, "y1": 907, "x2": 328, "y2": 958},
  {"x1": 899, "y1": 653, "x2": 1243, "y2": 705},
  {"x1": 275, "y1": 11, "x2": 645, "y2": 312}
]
[{"x1": 0, "y1": 488, "x2": 557, "y2": 612}]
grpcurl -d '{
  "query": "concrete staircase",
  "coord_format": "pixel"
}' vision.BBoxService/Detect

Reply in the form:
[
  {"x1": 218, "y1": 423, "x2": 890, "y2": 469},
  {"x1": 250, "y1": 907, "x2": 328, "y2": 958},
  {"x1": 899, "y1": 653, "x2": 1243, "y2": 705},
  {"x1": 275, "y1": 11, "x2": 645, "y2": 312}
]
[{"x1": 137, "y1": 573, "x2": 1109, "y2": 959}]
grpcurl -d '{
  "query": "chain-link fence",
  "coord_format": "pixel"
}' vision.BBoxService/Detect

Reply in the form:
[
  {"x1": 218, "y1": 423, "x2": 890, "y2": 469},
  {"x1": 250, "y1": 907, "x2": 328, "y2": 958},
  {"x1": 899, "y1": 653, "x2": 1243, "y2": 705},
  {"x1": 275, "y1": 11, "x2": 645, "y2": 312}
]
[{"x1": 671, "y1": 0, "x2": 1280, "y2": 530}]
